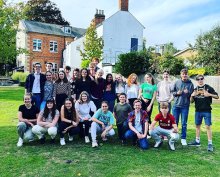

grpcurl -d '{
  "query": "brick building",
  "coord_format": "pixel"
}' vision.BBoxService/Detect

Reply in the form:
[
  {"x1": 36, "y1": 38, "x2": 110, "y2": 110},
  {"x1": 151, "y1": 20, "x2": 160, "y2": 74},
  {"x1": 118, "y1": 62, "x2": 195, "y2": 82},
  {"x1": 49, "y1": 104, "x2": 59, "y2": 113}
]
[{"x1": 16, "y1": 20, "x2": 86, "y2": 73}]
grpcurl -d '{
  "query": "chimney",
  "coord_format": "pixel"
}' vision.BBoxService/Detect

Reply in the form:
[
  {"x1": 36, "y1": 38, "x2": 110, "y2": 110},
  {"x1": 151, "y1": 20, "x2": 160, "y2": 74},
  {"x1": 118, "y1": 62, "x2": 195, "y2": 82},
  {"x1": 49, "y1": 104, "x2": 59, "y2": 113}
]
[
  {"x1": 119, "y1": 0, "x2": 129, "y2": 11},
  {"x1": 92, "y1": 9, "x2": 105, "y2": 26}
]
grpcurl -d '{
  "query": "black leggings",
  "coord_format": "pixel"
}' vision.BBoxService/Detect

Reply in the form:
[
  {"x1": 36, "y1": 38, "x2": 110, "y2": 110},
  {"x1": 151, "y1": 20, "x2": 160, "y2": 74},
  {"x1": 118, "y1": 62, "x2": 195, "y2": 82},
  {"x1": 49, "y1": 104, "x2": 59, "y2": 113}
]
[
  {"x1": 59, "y1": 121, "x2": 80, "y2": 138},
  {"x1": 78, "y1": 121, "x2": 92, "y2": 137},
  {"x1": 141, "y1": 98, "x2": 153, "y2": 124}
]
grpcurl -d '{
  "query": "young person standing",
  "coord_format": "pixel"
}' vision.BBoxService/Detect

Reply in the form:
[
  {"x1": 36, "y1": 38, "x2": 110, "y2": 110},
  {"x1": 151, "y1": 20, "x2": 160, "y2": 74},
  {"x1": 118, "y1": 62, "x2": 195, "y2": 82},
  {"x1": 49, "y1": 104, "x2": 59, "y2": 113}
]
[
  {"x1": 157, "y1": 70, "x2": 173, "y2": 112},
  {"x1": 188, "y1": 75, "x2": 219, "y2": 152},
  {"x1": 124, "y1": 100, "x2": 149, "y2": 150},
  {"x1": 172, "y1": 68, "x2": 194, "y2": 146},
  {"x1": 25, "y1": 63, "x2": 46, "y2": 109},
  {"x1": 113, "y1": 93, "x2": 132, "y2": 144},
  {"x1": 150, "y1": 102, "x2": 179, "y2": 151}
]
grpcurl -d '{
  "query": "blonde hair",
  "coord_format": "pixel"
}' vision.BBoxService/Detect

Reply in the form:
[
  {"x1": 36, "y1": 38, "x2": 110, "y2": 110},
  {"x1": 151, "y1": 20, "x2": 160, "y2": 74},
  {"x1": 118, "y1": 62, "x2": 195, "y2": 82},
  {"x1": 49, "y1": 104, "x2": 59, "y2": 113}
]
[{"x1": 127, "y1": 73, "x2": 138, "y2": 87}]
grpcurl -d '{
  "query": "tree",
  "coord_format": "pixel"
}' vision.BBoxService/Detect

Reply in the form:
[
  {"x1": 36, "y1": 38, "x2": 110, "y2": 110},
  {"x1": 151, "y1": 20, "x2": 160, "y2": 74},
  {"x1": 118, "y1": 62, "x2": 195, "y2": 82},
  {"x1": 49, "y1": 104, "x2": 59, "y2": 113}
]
[
  {"x1": 193, "y1": 25, "x2": 220, "y2": 74},
  {"x1": 158, "y1": 54, "x2": 185, "y2": 75},
  {"x1": 0, "y1": 0, "x2": 25, "y2": 75},
  {"x1": 24, "y1": 0, "x2": 69, "y2": 25},
  {"x1": 80, "y1": 23, "x2": 103, "y2": 67},
  {"x1": 114, "y1": 51, "x2": 151, "y2": 77},
  {"x1": 163, "y1": 42, "x2": 178, "y2": 55}
]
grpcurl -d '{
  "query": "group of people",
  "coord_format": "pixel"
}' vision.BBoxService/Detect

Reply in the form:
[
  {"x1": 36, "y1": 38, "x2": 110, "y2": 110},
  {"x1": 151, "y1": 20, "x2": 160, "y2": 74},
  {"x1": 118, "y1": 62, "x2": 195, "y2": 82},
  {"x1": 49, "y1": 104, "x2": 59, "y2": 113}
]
[{"x1": 17, "y1": 59, "x2": 219, "y2": 152}]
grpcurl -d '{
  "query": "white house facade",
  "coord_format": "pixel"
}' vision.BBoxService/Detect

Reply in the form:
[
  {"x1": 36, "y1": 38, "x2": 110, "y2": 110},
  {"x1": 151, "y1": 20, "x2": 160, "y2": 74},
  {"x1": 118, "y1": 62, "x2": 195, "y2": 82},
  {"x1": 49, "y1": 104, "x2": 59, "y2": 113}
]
[{"x1": 63, "y1": 0, "x2": 145, "y2": 73}]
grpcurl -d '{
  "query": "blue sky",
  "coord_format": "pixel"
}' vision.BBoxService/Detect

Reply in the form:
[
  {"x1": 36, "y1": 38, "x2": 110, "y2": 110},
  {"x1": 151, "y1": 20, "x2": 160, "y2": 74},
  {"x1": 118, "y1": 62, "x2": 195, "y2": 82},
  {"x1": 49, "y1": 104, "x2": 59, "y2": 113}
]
[{"x1": 13, "y1": 0, "x2": 220, "y2": 50}]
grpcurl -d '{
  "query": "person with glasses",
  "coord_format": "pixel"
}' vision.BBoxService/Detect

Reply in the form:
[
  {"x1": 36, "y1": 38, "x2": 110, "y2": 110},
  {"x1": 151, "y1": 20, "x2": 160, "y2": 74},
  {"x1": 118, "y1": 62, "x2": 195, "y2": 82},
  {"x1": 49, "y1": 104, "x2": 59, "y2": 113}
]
[
  {"x1": 91, "y1": 101, "x2": 115, "y2": 147},
  {"x1": 40, "y1": 71, "x2": 54, "y2": 110},
  {"x1": 172, "y1": 68, "x2": 194, "y2": 146},
  {"x1": 25, "y1": 63, "x2": 46, "y2": 109},
  {"x1": 124, "y1": 99, "x2": 149, "y2": 150},
  {"x1": 188, "y1": 75, "x2": 219, "y2": 152},
  {"x1": 149, "y1": 102, "x2": 179, "y2": 151},
  {"x1": 32, "y1": 99, "x2": 59, "y2": 144},
  {"x1": 59, "y1": 98, "x2": 80, "y2": 145}
]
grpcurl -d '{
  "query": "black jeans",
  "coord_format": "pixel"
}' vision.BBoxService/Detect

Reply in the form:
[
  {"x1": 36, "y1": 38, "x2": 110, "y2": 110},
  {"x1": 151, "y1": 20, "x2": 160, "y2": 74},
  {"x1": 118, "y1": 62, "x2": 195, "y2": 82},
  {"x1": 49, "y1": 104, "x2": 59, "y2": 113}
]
[
  {"x1": 117, "y1": 121, "x2": 129, "y2": 141},
  {"x1": 59, "y1": 121, "x2": 80, "y2": 138},
  {"x1": 78, "y1": 121, "x2": 92, "y2": 137},
  {"x1": 141, "y1": 98, "x2": 153, "y2": 124}
]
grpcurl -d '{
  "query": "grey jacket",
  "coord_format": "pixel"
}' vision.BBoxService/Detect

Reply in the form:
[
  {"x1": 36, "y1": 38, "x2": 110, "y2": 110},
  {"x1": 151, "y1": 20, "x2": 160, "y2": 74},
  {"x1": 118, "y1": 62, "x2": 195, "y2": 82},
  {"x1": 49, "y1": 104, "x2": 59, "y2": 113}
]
[{"x1": 172, "y1": 79, "x2": 194, "y2": 107}]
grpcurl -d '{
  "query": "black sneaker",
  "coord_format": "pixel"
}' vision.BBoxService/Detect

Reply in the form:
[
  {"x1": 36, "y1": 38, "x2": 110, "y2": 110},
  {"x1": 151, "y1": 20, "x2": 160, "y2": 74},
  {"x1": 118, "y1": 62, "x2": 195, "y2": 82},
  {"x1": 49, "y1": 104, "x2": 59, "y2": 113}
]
[
  {"x1": 40, "y1": 137, "x2": 46, "y2": 144},
  {"x1": 188, "y1": 140, "x2": 201, "y2": 147}
]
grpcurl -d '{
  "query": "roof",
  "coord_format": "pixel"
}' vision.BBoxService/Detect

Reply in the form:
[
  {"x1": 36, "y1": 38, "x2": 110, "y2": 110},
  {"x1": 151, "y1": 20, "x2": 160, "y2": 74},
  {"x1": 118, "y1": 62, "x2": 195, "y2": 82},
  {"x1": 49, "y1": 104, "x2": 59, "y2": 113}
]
[
  {"x1": 21, "y1": 20, "x2": 86, "y2": 38},
  {"x1": 173, "y1": 47, "x2": 196, "y2": 56}
]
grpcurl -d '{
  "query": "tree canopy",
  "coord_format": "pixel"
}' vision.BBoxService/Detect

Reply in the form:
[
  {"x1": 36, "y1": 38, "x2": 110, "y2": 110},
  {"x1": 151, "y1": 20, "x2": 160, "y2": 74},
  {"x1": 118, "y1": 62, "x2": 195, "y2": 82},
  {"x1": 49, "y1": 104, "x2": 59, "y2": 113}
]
[
  {"x1": 24, "y1": 0, "x2": 69, "y2": 25},
  {"x1": 193, "y1": 25, "x2": 220, "y2": 74},
  {"x1": 80, "y1": 23, "x2": 103, "y2": 67}
]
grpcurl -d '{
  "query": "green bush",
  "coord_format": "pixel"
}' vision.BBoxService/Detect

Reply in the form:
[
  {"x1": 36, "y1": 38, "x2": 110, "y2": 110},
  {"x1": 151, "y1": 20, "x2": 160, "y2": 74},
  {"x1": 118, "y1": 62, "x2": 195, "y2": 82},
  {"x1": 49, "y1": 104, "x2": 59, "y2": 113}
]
[
  {"x1": 11, "y1": 72, "x2": 28, "y2": 82},
  {"x1": 81, "y1": 59, "x2": 90, "y2": 68},
  {"x1": 114, "y1": 51, "x2": 151, "y2": 77},
  {"x1": 188, "y1": 68, "x2": 205, "y2": 77}
]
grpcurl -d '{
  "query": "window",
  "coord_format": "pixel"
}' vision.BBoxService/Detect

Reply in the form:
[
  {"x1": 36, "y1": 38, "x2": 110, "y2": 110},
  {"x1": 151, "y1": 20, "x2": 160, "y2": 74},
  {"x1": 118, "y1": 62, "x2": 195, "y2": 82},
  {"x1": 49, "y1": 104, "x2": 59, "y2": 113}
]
[
  {"x1": 52, "y1": 63, "x2": 58, "y2": 72},
  {"x1": 130, "y1": 38, "x2": 138, "y2": 52},
  {"x1": 64, "y1": 27, "x2": 71, "y2": 34},
  {"x1": 50, "y1": 41, "x2": 58, "y2": 52},
  {"x1": 33, "y1": 39, "x2": 42, "y2": 51}
]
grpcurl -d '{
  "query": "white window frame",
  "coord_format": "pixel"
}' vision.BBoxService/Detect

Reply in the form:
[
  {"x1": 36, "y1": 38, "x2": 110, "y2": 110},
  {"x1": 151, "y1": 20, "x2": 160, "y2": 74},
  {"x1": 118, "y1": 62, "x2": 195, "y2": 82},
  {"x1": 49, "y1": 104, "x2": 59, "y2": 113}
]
[
  {"x1": 50, "y1": 41, "x2": 58, "y2": 53},
  {"x1": 64, "y1": 27, "x2": 71, "y2": 34},
  {"x1": 51, "y1": 62, "x2": 58, "y2": 72},
  {"x1": 33, "y1": 39, "x2": 42, "y2": 51}
]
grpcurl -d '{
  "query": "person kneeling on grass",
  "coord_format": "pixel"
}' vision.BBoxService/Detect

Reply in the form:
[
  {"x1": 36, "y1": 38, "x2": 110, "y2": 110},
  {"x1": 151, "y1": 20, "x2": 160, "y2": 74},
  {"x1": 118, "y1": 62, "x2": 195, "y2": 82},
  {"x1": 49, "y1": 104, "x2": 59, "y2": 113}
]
[
  {"x1": 113, "y1": 93, "x2": 132, "y2": 145},
  {"x1": 188, "y1": 75, "x2": 219, "y2": 152},
  {"x1": 149, "y1": 102, "x2": 179, "y2": 151},
  {"x1": 124, "y1": 99, "x2": 149, "y2": 150},
  {"x1": 59, "y1": 98, "x2": 80, "y2": 146},
  {"x1": 17, "y1": 93, "x2": 40, "y2": 147},
  {"x1": 91, "y1": 101, "x2": 115, "y2": 148},
  {"x1": 32, "y1": 99, "x2": 59, "y2": 144}
]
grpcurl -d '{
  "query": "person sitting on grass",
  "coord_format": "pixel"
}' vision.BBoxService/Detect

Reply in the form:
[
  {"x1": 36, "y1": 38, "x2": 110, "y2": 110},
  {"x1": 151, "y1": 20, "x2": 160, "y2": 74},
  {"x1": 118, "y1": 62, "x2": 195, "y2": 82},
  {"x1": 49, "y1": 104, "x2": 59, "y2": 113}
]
[
  {"x1": 91, "y1": 101, "x2": 115, "y2": 148},
  {"x1": 32, "y1": 99, "x2": 59, "y2": 144},
  {"x1": 113, "y1": 93, "x2": 132, "y2": 145},
  {"x1": 188, "y1": 75, "x2": 219, "y2": 152},
  {"x1": 149, "y1": 102, "x2": 179, "y2": 151},
  {"x1": 124, "y1": 99, "x2": 149, "y2": 150},
  {"x1": 17, "y1": 93, "x2": 40, "y2": 147},
  {"x1": 75, "y1": 91, "x2": 97, "y2": 143},
  {"x1": 59, "y1": 98, "x2": 80, "y2": 146}
]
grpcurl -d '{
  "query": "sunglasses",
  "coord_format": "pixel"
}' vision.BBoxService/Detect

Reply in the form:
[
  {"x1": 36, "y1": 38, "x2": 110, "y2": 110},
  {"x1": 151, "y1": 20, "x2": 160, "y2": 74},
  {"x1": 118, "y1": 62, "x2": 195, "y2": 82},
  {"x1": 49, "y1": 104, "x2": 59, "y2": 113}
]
[{"x1": 196, "y1": 78, "x2": 204, "y2": 81}]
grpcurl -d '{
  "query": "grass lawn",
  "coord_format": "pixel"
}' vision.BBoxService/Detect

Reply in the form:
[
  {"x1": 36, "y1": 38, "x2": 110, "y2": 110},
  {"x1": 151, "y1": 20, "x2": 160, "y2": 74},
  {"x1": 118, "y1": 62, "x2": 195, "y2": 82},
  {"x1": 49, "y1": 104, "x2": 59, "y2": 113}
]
[{"x1": 0, "y1": 87, "x2": 220, "y2": 177}]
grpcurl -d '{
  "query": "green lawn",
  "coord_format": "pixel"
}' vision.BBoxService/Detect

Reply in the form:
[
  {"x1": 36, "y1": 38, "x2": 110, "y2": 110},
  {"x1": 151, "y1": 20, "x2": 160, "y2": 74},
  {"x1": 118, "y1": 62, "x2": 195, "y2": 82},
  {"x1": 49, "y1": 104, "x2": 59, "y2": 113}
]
[{"x1": 0, "y1": 87, "x2": 220, "y2": 177}]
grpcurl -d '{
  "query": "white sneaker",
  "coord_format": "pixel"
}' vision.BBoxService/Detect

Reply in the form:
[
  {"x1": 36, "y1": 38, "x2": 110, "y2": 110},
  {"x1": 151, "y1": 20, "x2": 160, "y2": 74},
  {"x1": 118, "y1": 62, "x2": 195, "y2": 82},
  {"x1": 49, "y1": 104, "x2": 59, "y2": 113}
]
[
  {"x1": 154, "y1": 140, "x2": 163, "y2": 148},
  {"x1": 68, "y1": 136, "x2": 73, "y2": 141},
  {"x1": 92, "y1": 141, "x2": 98, "y2": 148},
  {"x1": 17, "y1": 137, "x2": 23, "y2": 147},
  {"x1": 85, "y1": 136, "x2": 90, "y2": 143},
  {"x1": 181, "y1": 139, "x2": 187, "y2": 146},
  {"x1": 169, "y1": 141, "x2": 175, "y2": 151},
  {"x1": 60, "y1": 138, "x2": 66, "y2": 146},
  {"x1": 102, "y1": 137, "x2": 108, "y2": 141},
  {"x1": 147, "y1": 135, "x2": 151, "y2": 139}
]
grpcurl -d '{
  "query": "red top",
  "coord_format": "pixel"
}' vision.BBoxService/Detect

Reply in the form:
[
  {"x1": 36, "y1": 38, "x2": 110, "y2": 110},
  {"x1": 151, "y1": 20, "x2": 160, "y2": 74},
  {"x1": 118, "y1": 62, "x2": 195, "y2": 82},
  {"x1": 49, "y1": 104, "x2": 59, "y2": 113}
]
[{"x1": 154, "y1": 113, "x2": 176, "y2": 129}]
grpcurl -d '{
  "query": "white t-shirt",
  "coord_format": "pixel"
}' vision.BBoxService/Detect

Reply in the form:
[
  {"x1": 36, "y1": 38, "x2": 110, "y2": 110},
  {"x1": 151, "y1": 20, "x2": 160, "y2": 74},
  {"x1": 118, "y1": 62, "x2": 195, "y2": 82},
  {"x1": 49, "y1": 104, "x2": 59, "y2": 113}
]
[
  {"x1": 125, "y1": 84, "x2": 139, "y2": 99},
  {"x1": 75, "y1": 101, "x2": 97, "y2": 121},
  {"x1": 32, "y1": 73, "x2": 41, "y2": 93}
]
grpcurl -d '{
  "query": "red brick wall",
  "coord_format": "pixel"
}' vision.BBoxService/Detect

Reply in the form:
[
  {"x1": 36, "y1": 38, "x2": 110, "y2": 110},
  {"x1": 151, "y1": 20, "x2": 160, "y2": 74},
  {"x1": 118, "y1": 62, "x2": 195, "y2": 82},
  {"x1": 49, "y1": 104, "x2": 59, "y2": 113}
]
[
  {"x1": 119, "y1": 0, "x2": 129, "y2": 11},
  {"x1": 27, "y1": 32, "x2": 74, "y2": 72}
]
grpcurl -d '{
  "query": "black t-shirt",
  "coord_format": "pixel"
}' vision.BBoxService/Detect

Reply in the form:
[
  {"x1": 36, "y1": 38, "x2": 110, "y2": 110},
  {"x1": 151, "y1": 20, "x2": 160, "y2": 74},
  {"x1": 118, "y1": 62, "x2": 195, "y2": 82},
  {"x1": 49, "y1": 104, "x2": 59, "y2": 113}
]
[
  {"x1": 18, "y1": 105, "x2": 40, "y2": 120},
  {"x1": 193, "y1": 84, "x2": 218, "y2": 112}
]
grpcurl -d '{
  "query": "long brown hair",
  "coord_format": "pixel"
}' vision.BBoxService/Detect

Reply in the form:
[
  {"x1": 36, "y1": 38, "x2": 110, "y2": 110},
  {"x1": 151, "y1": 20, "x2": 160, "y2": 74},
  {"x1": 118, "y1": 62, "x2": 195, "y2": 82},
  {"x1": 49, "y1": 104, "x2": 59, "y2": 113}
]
[{"x1": 64, "y1": 98, "x2": 77, "y2": 121}]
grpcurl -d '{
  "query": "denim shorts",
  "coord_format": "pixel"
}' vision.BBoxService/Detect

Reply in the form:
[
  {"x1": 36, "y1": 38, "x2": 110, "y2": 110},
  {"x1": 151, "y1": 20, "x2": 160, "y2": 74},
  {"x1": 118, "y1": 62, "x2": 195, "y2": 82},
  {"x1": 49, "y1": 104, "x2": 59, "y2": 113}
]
[{"x1": 195, "y1": 112, "x2": 212, "y2": 126}]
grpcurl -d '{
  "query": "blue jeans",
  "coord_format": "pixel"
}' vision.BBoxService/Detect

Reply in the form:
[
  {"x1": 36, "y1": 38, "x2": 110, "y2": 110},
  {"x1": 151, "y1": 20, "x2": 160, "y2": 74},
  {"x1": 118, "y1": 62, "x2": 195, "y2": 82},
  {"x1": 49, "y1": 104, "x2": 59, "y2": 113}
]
[
  {"x1": 172, "y1": 106, "x2": 189, "y2": 139},
  {"x1": 125, "y1": 130, "x2": 149, "y2": 150},
  {"x1": 195, "y1": 112, "x2": 212, "y2": 126},
  {"x1": 32, "y1": 93, "x2": 42, "y2": 110}
]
